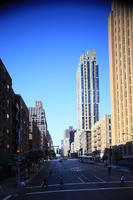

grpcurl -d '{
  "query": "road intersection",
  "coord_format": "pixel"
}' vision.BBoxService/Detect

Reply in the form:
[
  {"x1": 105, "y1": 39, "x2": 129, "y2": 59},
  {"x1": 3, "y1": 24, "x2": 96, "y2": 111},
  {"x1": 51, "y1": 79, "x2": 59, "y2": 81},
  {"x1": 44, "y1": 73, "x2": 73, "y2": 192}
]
[{"x1": 8, "y1": 159, "x2": 133, "y2": 200}]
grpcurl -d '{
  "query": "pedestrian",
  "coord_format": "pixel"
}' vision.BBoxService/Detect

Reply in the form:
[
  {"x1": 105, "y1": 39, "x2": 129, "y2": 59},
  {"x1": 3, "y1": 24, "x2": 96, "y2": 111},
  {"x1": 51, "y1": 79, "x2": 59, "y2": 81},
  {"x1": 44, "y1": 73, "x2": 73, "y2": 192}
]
[
  {"x1": 19, "y1": 177, "x2": 25, "y2": 187},
  {"x1": 120, "y1": 174, "x2": 125, "y2": 186},
  {"x1": 42, "y1": 177, "x2": 48, "y2": 188},
  {"x1": 59, "y1": 175, "x2": 64, "y2": 186},
  {"x1": 18, "y1": 177, "x2": 25, "y2": 196},
  {"x1": 107, "y1": 165, "x2": 112, "y2": 175}
]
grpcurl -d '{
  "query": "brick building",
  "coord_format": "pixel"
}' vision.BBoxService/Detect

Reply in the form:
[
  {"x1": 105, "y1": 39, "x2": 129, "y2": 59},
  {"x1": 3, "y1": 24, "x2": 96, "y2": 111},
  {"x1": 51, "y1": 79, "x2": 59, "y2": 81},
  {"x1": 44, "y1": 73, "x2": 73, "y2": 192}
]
[
  {"x1": 29, "y1": 116, "x2": 41, "y2": 150},
  {"x1": 0, "y1": 59, "x2": 14, "y2": 156},
  {"x1": 15, "y1": 94, "x2": 29, "y2": 153}
]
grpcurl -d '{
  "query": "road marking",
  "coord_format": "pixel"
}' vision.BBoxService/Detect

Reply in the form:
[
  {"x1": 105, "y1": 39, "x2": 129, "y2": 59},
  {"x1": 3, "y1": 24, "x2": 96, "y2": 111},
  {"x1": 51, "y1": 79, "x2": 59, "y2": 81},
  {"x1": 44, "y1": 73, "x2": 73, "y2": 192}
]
[
  {"x1": 26, "y1": 186, "x2": 133, "y2": 196},
  {"x1": 94, "y1": 176, "x2": 106, "y2": 182},
  {"x1": 26, "y1": 180, "x2": 133, "y2": 189},
  {"x1": 78, "y1": 177, "x2": 85, "y2": 183},
  {"x1": 2, "y1": 195, "x2": 13, "y2": 200},
  {"x1": 80, "y1": 173, "x2": 90, "y2": 182},
  {"x1": 71, "y1": 167, "x2": 83, "y2": 172}
]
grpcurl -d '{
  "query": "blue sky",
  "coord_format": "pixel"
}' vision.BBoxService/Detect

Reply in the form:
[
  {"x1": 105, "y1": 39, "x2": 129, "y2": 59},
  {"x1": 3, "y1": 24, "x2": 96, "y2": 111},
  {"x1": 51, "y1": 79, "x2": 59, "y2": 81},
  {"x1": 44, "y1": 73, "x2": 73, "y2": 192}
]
[{"x1": 0, "y1": 1, "x2": 111, "y2": 147}]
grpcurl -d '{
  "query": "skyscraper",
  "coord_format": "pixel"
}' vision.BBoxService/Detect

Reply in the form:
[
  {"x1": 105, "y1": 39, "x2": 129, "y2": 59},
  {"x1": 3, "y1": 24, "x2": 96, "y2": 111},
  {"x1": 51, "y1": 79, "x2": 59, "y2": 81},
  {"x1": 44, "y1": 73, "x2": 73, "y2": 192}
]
[
  {"x1": 108, "y1": 1, "x2": 133, "y2": 145},
  {"x1": 29, "y1": 101, "x2": 48, "y2": 149},
  {"x1": 63, "y1": 126, "x2": 76, "y2": 157},
  {"x1": 77, "y1": 50, "x2": 100, "y2": 132}
]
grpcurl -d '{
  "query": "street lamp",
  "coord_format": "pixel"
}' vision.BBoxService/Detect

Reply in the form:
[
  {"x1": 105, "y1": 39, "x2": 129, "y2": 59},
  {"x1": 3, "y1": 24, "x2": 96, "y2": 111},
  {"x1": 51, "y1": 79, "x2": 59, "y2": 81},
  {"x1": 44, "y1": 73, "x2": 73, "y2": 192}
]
[
  {"x1": 17, "y1": 128, "x2": 21, "y2": 185},
  {"x1": 16, "y1": 102, "x2": 21, "y2": 186}
]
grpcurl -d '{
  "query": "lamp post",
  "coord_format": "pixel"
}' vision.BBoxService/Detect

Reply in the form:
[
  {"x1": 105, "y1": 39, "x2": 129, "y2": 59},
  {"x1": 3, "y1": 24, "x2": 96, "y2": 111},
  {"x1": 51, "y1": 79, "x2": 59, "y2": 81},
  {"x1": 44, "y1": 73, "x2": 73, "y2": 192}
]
[
  {"x1": 16, "y1": 101, "x2": 21, "y2": 186},
  {"x1": 17, "y1": 128, "x2": 21, "y2": 185}
]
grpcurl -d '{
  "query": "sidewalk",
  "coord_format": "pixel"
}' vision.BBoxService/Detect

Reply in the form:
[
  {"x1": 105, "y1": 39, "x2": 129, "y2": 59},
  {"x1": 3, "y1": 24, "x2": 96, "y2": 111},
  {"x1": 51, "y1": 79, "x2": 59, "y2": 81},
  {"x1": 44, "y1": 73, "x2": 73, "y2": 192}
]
[
  {"x1": 0, "y1": 163, "x2": 46, "y2": 200},
  {"x1": 0, "y1": 176, "x2": 18, "y2": 200}
]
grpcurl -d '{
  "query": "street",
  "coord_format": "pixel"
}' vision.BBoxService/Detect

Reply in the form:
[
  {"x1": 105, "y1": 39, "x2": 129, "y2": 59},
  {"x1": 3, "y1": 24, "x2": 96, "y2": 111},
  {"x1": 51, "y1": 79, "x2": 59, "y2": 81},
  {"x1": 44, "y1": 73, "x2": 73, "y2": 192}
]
[{"x1": 10, "y1": 159, "x2": 133, "y2": 200}]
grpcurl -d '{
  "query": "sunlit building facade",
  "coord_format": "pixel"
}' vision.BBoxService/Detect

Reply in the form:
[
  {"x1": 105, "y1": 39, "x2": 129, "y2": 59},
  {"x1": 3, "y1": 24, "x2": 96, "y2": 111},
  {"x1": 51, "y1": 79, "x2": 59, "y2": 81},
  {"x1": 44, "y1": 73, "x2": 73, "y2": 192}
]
[
  {"x1": 108, "y1": 1, "x2": 133, "y2": 145},
  {"x1": 76, "y1": 50, "x2": 100, "y2": 154},
  {"x1": 63, "y1": 126, "x2": 76, "y2": 157},
  {"x1": 91, "y1": 115, "x2": 112, "y2": 154},
  {"x1": 73, "y1": 131, "x2": 80, "y2": 153}
]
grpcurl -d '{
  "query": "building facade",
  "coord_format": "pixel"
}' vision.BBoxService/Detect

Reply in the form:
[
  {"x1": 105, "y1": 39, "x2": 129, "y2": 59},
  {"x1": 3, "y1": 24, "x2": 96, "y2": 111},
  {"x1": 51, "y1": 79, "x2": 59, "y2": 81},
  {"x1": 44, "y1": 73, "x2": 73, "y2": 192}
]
[
  {"x1": 70, "y1": 142, "x2": 74, "y2": 154},
  {"x1": 46, "y1": 130, "x2": 54, "y2": 150},
  {"x1": 91, "y1": 115, "x2": 112, "y2": 155},
  {"x1": 77, "y1": 50, "x2": 100, "y2": 131},
  {"x1": 0, "y1": 59, "x2": 30, "y2": 156},
  {"x1": 15, "y1": 94, "x2": 29, "y2": 153},
  {"x1": 76, "y1": 50, "x2": 100, "y2": 155},
  {"x1": 108, "y1": 1, "x2": 133, "y2": 145},
  {"x1": 73, "y1": 131, "x2": 80, "y2": 153},
  {"x1": 29, "y1": 116, "x2": 41, "y2": 150},
  {"x1": 63, "y1": 137, "x2": 70, "y2": 157},
  {"x1": 0, "y1": 59, "x2": 14, "y2": 155},
  {"x1": 63, "y1": 126, "x2": 76, "y2": 157},
  {"x1": 79, "y1": 130, "x2": 91, "y2": 155},
  {"x1": 29, "y1": 101, "x2": 48, "y2": 149}
]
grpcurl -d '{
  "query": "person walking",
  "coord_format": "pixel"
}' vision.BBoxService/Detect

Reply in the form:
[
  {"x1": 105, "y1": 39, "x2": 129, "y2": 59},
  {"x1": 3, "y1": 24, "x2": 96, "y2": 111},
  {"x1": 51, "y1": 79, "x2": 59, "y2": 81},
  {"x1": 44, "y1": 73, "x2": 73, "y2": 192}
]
[
  {"x1": 107, "y1": 165, "x2": 112, "y2": 175},
  {"x1": 42, "y1": 177, "x2": 48, "y2": 188},
  {"x1": 120, "y1": 174, "x2": 125, "y2": 186},
  {"x1": 59, "y1": 175, "x2": 64, "y2": 186}
]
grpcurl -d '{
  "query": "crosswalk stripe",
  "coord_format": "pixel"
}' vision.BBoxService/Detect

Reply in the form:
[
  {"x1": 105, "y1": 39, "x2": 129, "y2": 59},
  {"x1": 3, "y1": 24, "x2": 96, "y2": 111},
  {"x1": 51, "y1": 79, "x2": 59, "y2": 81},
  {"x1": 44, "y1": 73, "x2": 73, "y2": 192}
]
[
  {"x1": 94, "y1": 176, "x2": 105, "y2": 182},
  {"x1": 26, "y1": 186, "x2": 133, "y2": 195},
  {"x1": 26, "y1": 180, "x2": 133, "y2": 189}
]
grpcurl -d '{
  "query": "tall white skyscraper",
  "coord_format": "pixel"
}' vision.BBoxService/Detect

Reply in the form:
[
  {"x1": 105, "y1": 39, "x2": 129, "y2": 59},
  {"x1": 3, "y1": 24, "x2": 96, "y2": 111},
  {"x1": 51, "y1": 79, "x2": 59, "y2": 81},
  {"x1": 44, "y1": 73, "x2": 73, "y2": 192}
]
[{"x1": 77, "y1": 50, "x2": 100, "y2": 132}]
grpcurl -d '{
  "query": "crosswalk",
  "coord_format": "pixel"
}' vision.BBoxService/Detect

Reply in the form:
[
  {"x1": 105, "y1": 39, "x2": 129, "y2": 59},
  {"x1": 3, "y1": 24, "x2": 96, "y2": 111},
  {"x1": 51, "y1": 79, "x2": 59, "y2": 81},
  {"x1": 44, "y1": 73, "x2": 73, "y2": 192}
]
[{"x1": 26, "y1": 180, "x2": 133, "y2": 190}]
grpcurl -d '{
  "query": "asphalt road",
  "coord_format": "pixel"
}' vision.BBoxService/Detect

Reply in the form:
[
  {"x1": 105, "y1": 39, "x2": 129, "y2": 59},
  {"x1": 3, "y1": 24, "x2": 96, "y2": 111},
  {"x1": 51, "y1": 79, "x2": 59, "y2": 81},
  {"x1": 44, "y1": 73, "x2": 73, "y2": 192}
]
[{"x1": 10, "y1": 159, "x2": 133, "y2": 200}]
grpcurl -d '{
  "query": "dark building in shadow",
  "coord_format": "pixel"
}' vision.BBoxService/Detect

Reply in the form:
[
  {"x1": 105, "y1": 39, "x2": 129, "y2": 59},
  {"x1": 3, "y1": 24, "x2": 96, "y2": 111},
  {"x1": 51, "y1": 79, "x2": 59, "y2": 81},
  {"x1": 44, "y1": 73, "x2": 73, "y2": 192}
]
[{"x1": 0, "y1": 59, "x2": 14, "y2": 156}]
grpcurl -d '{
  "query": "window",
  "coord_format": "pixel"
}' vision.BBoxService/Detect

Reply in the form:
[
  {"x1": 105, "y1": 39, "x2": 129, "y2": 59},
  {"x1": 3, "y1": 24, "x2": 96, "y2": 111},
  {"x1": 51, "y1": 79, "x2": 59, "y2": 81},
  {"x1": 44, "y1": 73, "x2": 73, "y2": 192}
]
[
  {"x1": 7, "y1": 113, "x2": 9, "y2": 119},
  {"x1": 7, "y1": 84, "x2": 9, "y2": 90},
  {"x1": 7, "y1": 99, "x2": 9, "y2": 106},
  {"x1": 6, "y1": 144, "x2": 10, "y2": 149}
]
